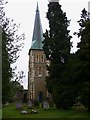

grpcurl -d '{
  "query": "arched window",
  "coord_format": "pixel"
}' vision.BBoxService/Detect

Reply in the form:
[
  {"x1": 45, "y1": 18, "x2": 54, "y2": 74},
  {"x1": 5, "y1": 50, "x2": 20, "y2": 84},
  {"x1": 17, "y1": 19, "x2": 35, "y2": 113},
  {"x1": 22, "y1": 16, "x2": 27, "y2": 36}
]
[
  {"x1": 36, "y1": 55, "x2": 38, "y2": 62},
  {"x1": 43, "y1": 54, "x2": 45, "y2": 62},
  {"x1": 38, "y1": 91, "x2": 43, "y2": 101},
  {"x1": 43, "y1": 67, "x2": 45, "y2": 76},
  {"x1": 34, "y1": 55, "x2": 36, "y2": 62},
  {"x1": 35, "y1": 67, "x2": 38, "y2": 76},
  {"x1": 36, "y1": 55, "x2": 39, "y2": 62},
  {"x1": 39, "y1": 55, "x2": 41, "y2": 62},
  {"x1": 42, "y1": 55, "x2": 43, "y2": 62}
]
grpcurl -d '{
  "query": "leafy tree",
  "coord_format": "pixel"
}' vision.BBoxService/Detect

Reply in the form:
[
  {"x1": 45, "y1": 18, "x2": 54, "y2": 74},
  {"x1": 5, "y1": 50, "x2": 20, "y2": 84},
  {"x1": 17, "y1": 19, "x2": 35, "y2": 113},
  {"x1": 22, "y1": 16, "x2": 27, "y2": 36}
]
[
  {"x1": 43, "y1": 2, "x2": 72, "y2": 109},
  {"x1": 1, "y1": 0, "x2": 25, "y2": 104},
  {"x1": 8, "y1": 70, "x2": 25, "y2": 102},
  {"x1": 74, "y1": 8, "x2": 90, "y2": 111},
  {"x1": 10, "y1": 80, "x2": 24, "y2": 102},
  {"x1": 2, "y1": 29, "x2": 12, "y2": 104}
]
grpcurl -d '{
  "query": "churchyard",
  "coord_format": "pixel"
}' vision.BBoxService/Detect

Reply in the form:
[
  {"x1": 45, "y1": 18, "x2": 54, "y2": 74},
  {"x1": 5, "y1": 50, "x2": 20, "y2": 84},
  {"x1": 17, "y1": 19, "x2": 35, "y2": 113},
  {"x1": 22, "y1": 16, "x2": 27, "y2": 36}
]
[{"x1": 2, "y1": 102, "x2": 89, "y2": 118}]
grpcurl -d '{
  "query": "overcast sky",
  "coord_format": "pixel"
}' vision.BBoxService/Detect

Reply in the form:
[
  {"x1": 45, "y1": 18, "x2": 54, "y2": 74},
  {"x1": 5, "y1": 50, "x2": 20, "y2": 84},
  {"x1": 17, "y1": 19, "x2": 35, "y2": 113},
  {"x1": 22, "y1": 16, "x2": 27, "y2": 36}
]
[{"x1": 4, "y1": 0, "x2": 89, "y2": 89}]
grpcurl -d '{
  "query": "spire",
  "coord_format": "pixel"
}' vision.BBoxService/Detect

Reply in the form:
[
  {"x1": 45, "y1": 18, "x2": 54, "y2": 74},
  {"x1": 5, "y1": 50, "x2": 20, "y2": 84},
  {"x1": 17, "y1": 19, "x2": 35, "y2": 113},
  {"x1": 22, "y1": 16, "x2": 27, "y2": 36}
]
[
  {"x1": 36, "y1": 2, "x2": 39, "y2": 11},
  {"x1": 31, "y1": 3, "x2": 43, "y2": 50}
]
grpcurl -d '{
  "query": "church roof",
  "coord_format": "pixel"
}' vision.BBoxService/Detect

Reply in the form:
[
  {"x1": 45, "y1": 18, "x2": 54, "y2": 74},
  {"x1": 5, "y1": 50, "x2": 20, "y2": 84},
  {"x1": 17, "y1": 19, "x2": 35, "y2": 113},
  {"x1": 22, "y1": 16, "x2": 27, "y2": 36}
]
[{"x1": 31, "y1": 3, "x2": 43, "y2": 50}]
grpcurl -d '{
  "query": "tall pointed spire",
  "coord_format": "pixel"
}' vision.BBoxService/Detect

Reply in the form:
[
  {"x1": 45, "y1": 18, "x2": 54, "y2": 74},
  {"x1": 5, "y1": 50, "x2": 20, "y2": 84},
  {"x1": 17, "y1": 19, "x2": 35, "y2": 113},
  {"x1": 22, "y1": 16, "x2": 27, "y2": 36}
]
[
  {"x1": 36, "y1": 2, "x2": 39, "y2": 11},
  {"x1": 31, "y1": 2, "x2": 43, "y2": 49}
]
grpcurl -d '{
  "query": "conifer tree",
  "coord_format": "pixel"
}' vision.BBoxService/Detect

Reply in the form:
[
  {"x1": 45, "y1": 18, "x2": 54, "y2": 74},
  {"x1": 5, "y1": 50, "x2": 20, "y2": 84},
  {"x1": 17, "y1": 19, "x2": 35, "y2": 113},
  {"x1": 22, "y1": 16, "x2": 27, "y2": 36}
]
[
  {"x1": 75, "y1": 8, "x2": 90, "y2": 112},
  {"x1": 43, "y1": 2, "x2": 72, "y2": 109}
]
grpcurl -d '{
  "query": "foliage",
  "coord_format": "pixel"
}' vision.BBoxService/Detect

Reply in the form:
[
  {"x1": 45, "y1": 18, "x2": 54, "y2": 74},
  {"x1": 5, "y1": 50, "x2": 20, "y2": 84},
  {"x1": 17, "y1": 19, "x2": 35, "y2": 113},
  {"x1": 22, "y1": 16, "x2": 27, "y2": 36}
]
[
  {"x1": 10, "y1": 80, "x2": 23, "y2": 102},
  {"x1": 52, "y1": 84, "x2": 75, "y2": 110},
  {"x1": 2, "y1": 28, "x2": 12, "y2": 104},
  {"x1": 1, "y1": 0, "x2": 25, "y2": 104},
  {"x1": 43, "y1": 2, "x2": 72, "y2": 109},
  {"x1": 74, "y1": 8, "x2": 90, "y2": 112}
]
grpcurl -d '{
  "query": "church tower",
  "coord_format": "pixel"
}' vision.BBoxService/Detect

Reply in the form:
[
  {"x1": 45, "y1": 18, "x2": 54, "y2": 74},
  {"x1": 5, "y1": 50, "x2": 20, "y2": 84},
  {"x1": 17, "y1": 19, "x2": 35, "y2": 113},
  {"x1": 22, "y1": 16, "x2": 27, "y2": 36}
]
[{"x1": 28, "y1": 3, "x2": 48, "y2": 101}]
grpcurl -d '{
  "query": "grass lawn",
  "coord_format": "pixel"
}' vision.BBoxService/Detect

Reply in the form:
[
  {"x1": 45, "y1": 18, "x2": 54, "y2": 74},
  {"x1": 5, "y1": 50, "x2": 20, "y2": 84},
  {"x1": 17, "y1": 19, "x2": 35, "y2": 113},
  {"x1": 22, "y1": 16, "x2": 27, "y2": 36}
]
[{"x1": 2, "y1": 103, "x2": 89, "y2": 118}]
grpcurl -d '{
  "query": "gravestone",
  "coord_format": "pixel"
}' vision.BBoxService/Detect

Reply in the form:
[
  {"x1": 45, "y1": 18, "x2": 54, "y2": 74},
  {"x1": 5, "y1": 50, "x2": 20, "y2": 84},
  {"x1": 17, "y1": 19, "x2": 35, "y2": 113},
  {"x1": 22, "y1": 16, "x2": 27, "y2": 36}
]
[
  {"x1": 28, "y1": 100, "x2": 32, "y2": 109},
  {"x1": 5, "y1": 102, "x2": 9, "y2": 106},
  {"x1": 42, "y1": 101, "x2": 49, "y2": 110},
  {"x1": 16, "y1": 100, "x2": 23, "y2": 109},
  {"x1": 15, "y1": 90, "x2": 23, "y2": 109}
]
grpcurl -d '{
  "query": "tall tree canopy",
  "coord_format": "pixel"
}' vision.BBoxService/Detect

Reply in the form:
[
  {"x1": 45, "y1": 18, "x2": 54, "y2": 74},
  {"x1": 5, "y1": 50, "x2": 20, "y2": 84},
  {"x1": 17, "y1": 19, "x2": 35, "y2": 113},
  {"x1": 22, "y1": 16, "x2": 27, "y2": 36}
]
[
  {"x1": 43, "y1": 2, "x2": 72, "y2": 109},
  {"x1": 75, "y1": 8, "x2": 90, "y2": 112},
  {"x1": 1, "y1": 0, "x2": 25, "y2": 104}
]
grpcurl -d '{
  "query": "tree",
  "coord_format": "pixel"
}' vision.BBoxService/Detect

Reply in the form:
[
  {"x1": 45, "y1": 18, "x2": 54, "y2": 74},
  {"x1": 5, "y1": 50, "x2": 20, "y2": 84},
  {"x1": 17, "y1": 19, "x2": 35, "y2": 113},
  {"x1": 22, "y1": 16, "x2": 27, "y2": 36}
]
[
  {"x1": 10, "y1": 80, "x2": 24, "y2": 102},
  {"x1": 43, "y1": 2, "x2": 72, "y2": 109},
  {"x1": 74, "y1": 8, "x2": 90, "y2": 112},
  {"x1": 1, "y1": 0, "x2": 25, "y2": 104},
  {"x1": 2, "y1": 29, "x2": 12, "y2": 104},
  {"x1": 8, "y1": 70, "x2": 25, "y2": 102}
]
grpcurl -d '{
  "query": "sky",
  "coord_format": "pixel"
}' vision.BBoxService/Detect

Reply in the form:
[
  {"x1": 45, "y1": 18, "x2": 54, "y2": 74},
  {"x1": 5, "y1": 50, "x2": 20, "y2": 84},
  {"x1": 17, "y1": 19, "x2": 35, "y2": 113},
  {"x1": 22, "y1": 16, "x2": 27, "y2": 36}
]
[{"x1": 4, "y1": 0, "x2": 89, "y2": 89}]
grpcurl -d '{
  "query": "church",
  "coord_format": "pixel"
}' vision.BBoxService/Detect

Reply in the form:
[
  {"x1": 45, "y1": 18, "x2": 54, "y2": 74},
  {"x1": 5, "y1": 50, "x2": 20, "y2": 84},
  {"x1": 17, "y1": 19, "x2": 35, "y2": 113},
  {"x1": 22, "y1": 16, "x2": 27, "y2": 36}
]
[{"x1": 28, "y1": 3, "x2": 49, "y2": 101}]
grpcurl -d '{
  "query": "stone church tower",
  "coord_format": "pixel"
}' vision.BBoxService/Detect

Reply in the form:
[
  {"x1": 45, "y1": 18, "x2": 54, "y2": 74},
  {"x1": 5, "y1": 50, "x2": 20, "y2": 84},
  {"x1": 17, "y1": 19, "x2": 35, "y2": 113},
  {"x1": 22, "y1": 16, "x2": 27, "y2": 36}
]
[{"x1": 28, "y1": 3, "x2": 49, "y2": 101}]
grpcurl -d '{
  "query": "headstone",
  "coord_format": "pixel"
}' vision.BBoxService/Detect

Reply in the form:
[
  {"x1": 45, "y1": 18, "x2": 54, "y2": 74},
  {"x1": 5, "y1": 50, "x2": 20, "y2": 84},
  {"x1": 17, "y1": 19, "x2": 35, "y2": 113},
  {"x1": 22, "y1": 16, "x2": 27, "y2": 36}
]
[
  {"x1": 5, "y1": 102, "x2": 9, "y2": 106},
  {"x1": 16, "y1": 100, "x2": 23, "y2": 109},
  {"x1": 42, "y1": 101, "x2": 49, "y2": 110},
  {"x1": 15, "y1": 90, "x2": 23, "y2": 109},
  {"x1": 28, "y1": 100, "x2": 32, "y2": 109}
]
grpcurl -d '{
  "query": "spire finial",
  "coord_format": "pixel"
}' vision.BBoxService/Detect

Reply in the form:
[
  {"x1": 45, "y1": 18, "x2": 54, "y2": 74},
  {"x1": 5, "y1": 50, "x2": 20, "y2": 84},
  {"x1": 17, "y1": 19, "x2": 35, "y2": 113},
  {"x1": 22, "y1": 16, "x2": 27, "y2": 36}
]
[{"x1": 36, "y1": 1, "x2": 39, "y2": 11}]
